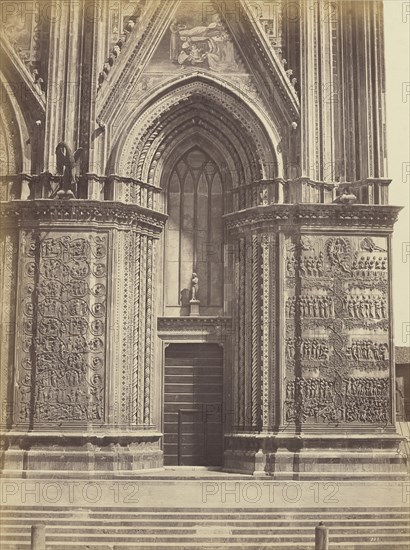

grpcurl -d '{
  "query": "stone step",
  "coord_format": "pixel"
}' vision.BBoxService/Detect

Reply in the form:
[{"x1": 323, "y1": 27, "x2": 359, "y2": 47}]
[
  {"x1": 2, "y1": 518, "x2": 409, "y2": 526},
  {"x1": 2, "y1": 525, "x2": 409, "y2": 544},
  {"x1": 2, "y1": 531, "x2": 409, "y2": 546},
  {"x1": 1, "y1": 537, "x2": 409, "y2": 549},
  {"x1": 2, "y1": 511, "x2": 408, "y2": 520},
  {"x1": 2, "y1": 505, "x2": 407, "y2": 549},
  {"x1": 3, "y1": 544, "x2": 410, "y2": 549},
  {"x1": 2, "y1": 527, "x2": 408, "y2": 537}
]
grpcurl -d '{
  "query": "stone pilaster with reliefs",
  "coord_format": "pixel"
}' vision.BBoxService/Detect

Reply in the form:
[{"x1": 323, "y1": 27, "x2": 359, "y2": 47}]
[
  {"x1": 251, "y1": 234, "x2": 261, "y2": 430},
  {"x1": 0, "y1": 200, "x2": 166, "y2": 475},
  {"x1": 132, "y1": 232, "x2": 141, "y2": 424},
  {"x1": 229, "y1": 231, "x2": 274, "y2": 435},
  {"x1": 261, "y1": 234, "x2": 272, "y2": 431},
  {"x1": 137, "y1": 234, "x2": 147, "y2": 427},
  {"x1": 283, "y1": 233, "x2": 393, "y2": 427},
  {"x1": 14, "y1": 230, "x2": 108, "y2": 426},
  {"x1": 237, "y1": 237, "x2": 246, "y2": 429},
  {"x1": 224, "y1": 203, "x2": 405, "y2": 478}
]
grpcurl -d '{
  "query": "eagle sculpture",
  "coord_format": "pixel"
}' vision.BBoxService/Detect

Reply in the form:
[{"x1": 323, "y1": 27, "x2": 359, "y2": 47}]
[{"x1": 55, "y1": 142, "x2": 83, "y2": 198}]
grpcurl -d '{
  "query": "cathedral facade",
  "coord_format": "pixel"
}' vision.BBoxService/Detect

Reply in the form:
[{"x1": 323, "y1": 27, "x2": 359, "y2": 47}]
[{"x1": 0, "y1": 0, "x2": 407, "y2": 478}]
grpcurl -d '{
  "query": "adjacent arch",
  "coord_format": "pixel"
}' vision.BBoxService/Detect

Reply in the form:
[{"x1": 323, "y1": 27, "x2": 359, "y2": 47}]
[{"x1": 0, "y1": 79, "x2": 32, "y2": 200}]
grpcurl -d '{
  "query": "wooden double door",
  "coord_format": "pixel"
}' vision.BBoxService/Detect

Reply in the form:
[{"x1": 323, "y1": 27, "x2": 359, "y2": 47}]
[{"x1": 163, "y1": 344, "x2": 223, "y2": 466}]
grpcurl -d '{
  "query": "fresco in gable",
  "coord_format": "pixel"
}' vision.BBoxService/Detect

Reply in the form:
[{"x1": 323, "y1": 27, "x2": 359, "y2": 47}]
[{"x1": 147, "y1": 3, "x2": 246, "y2": 74}]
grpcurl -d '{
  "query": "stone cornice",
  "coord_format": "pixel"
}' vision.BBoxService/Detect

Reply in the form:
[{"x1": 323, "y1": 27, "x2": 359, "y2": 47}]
[
  {"x1": 158, "y1": 316, "x2": 232, "y2": 328},
  {"x1": 157, "y1": 316, "x2": 232, "y2": 341},
  {"x1": 0, "y1": 200, "x2": 167, "y2": 233},
  {"x1": 223, "y1": 204, "x2": 402, "y2": 231}
]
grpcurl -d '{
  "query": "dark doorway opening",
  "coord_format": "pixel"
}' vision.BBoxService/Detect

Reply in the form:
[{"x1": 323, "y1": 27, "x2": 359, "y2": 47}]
[{"x1": 163, "y1": 343, "x2": 223, "y2": 466}]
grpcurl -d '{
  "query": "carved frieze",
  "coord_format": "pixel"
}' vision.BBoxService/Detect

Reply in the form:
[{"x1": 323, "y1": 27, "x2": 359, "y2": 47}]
[
  {"x1": 285, "y1": 295, "x2": 334, "y2": 318},
  {"x1": 283, "y1": 234, "x2": 392, "y2": 425},
  {"x1": 284, "y1": 376, "x2": 390, "y2": 424},
  {"x1": 343, "y1": 292, "x2": 387, "y2": 319},
  {"x1": 346, "y1": 340, "x2": 389, "y2": 362},
  {"x1": 286, "y1": 252, "x2": 325, "y2": 278},
  {"x1": 352, "y1": 254, "x2": 388, "y2": 278},
  {"x1": 16, "y1": 232, "x2": 108, "y2": 425},
  {"x1": 285, "y1": 337, "x2": 331, "y2": 362}
]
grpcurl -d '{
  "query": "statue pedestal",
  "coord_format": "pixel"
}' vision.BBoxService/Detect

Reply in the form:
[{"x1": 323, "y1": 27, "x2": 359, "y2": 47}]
[
  {"x1": 56, "y1": 190, "x2": 75, "y2": 199},
  {"x1": 189, "y1": 300, "x2": 200, "y2": 316}
]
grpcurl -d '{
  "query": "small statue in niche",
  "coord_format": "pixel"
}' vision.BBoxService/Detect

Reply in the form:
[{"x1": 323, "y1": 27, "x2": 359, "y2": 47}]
[
  {"x1": 191, "y1": 273, "x2": 199, "y2": 302},
  {"x1": 55, "y1": 142, "x2": 83, "y2": 199}
]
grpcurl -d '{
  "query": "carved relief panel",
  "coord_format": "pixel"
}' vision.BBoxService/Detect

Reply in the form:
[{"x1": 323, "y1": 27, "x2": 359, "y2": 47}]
[
  {"x1": 283, "y1": 234, "x2": 391, "y2": 426},
  {"x1": 15, "y1": 231, "x2": 108, "y2": 426}
]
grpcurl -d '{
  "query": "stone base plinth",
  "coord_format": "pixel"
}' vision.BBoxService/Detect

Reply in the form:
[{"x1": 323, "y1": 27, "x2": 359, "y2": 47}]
[
  {"x1": 223, "y1": 433, "x2": 408, "y2": 480},
  {"x1": 0, "y1": 432, "x2": 163, "y2": 478},
  {"x1": 189, "y1": 300, "x2": 200, "y2": 316}
]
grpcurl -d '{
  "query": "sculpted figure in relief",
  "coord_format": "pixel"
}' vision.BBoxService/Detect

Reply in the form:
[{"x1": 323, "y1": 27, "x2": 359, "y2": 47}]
[{"x1": 55, "y1": 142, "x2": 83, "y2": 199}]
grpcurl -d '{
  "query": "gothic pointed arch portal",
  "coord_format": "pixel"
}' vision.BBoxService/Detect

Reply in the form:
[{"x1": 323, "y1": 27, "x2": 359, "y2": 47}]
[
  {"x1": 109, "y1": 75, "x2": 283, "y2": 467},
  {"x1": 113, "y1": 75, "x2": 282, "y2": 198},
  {"x1": 111, "y1": 74, "x2": 283, "y2": 317}
]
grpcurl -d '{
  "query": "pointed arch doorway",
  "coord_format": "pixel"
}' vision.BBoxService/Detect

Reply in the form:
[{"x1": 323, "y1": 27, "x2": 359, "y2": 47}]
[
  {"x1": 119, "y1": 76, "x2": 280, "y2": 471},
  {"x1": 161, "y1": 147, "x2": 225, "y2": 467}
]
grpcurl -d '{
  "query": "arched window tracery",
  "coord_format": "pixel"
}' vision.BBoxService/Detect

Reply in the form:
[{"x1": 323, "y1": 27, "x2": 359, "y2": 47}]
[{"x1": 164, "y1": 148, "x2": 224, "y2": 314}]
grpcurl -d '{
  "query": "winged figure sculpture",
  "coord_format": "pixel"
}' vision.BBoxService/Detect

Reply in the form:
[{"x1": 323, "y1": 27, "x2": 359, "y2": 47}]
[{"x1": 55, "y1": 142, "x2": 83, "y2": 198}]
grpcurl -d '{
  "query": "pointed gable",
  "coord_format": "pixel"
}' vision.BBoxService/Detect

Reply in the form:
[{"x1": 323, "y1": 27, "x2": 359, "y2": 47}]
[{"x1": 96, "y1": 0, "x2": 300, "y2": 130}]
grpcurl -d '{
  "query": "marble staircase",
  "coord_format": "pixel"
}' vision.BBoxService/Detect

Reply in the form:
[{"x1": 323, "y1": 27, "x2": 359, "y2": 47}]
[{"x1": 1, "y1": 472, "x2": 409, "y2": 549}]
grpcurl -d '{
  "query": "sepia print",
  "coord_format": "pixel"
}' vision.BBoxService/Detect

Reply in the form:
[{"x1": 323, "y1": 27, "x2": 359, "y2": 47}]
[{"x1": 0, "y1": 0, "x2": 409, "y2": 548}]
